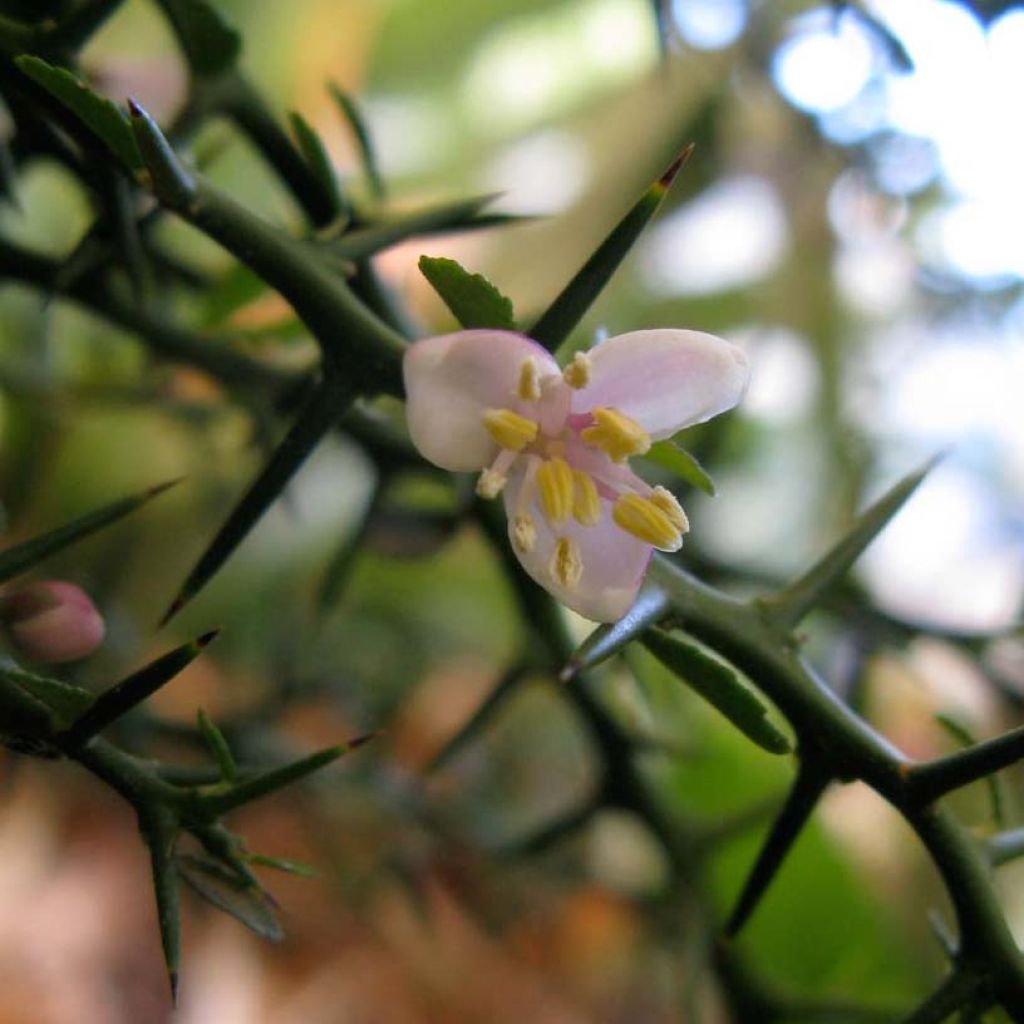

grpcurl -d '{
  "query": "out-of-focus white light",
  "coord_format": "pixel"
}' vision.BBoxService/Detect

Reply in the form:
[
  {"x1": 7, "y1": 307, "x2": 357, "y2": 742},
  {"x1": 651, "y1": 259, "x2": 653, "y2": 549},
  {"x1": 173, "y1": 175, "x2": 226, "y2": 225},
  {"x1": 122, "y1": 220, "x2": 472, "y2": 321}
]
[
  {"x1": 728, "y1": 326, "x2": 819, "y2": 423},
  {"x1": 363, "y1": 96, "x2": 452, "y2": 176},
  {"x1": 462, "y1": 0, "x2": 656, "y2": 132},
  {"x1": 484, "y1": 131, "x2": 589, "y2": 214},
  {"x1": 773, "y1": 9, "x2": 874, "y2": 114},
  {"x1": 868, "y1": 133, "x2": 938, "y2": 196},
  {"x1": 835, "y1": 241, "x2": 914, "y2": 317},
  {"x1": 640, "y1": 176, "x2": 788, "y2": 295},
  {"x1": 671, "y1": 0, "x2": 746, "y2": 50},
  {"x1": 917, "y1": 199, "x2": 1024, "y2": 283}
]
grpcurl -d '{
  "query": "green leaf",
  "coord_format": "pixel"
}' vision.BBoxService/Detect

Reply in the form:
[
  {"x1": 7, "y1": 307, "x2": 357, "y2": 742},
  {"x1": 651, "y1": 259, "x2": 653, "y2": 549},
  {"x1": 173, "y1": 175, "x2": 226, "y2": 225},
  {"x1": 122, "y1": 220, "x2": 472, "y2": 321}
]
[
  {"x1": 248, "y1": 853, "x2": 317, "y2": 878},
  {"x1": 0, "y1": 665, "x2": 93, "y2": 730},
  {"x1": 197, "y1": 708, "x2": 236, "y2": 782},
  {"x1": 14, "y1": 55, "x2": 142, "y2": 171},
  {"x1": 328, "y1": 82, "x2": 384, "y2": 200},
  {"x1": 763, "y1": 458, "x2": 939, "y2": 632},
  {"x1": 155, "y1": 0, "x2": 240, "y2": 75},
  {"x1": 62, "y1": 632, "x2": 218, "y2": 746},
  {"x1": 643, "y1": 440, "x2": 715, "y2": 496},
  {"x1": 530, "y1": 144, "x2": 693, "y2": 354},
  {"x1": 140, "y1": 808, "x2": 181, "y2": 1001},
  {"x1": 177, "y1": 854, "x2": 283, "y2": 941},
  {"x1": 418, "y1": 255, "x2": 516, "y2": 331},
  {"x1": 640, "y1": 627, "x2": 791, "y2": 755},
  {"x1": 289, "y1": 111, "x2": 344, "y2": 220},
  {"x1": 0, "y1": 479, "x2": 178, "y2": 585},
  {"x1": 128, "y1": 99, "x2": 196, "y2": 208}
]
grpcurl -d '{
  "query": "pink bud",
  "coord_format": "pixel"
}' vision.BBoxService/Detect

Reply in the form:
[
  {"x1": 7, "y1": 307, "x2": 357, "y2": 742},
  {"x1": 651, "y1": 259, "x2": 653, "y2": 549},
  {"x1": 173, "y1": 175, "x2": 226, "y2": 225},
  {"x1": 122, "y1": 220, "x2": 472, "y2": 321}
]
[{"x1": 0, "y1": 581, "x2": 105, "y2": 664}]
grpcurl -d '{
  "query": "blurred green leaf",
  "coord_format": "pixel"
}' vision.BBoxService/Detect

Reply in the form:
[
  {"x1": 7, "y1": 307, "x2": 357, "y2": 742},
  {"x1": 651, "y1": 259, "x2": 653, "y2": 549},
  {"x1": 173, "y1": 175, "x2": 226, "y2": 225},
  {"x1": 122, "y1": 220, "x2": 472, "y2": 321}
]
[
  {"x1": 641, "y1": 627, "x2": 791, "y2": 755},
  {"x1": 289, "y1": 111, "x2": 345, "y2": 220},
  {"x1": 177, "y1": 854, "x2": 283, "y2": 940},
  {"x1": 248, "y1": 853, "x2": 317, "y2": 878},
  {"x1": 0, "y1": 480, "x2": 177, "y2": 585},
  {"x1": 935, "y1": 712, "x2": 1007, "y2": 827},
  {"x1": 643, "y1": 441, "x2": 715, "y2": 496},
  {"x1": 14, "y1": 55, "x2": 142, "y2": 170},
  {"x1": 328, "y1": 82, "x2": 384, "y2": 199},
  {"x1": 197, "y1": 708, "x2": 236, "y2": 782},
  {"x1": 155, "y1": 0, "x2": 240, "y2": 75},
  {"x1": 0, "y1": 665, "x2": 93, "y2": 730},
  {"x1": 418, "y1": 255, "x2": 516, "y2": 330}
]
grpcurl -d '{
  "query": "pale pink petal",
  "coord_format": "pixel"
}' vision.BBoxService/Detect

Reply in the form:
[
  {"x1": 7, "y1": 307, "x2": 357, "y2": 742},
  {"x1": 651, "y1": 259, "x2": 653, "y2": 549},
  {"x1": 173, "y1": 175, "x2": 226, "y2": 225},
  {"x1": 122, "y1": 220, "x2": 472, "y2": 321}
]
[
  {"x1": 573, "y1": 329, "x2": 749, "y2": 440},
  {"x1": 502, "y1": 473, "x2": 651, "y2": 622},
  {"x1": 404, "y1": 330, "x2": 561, "y2": 471}
]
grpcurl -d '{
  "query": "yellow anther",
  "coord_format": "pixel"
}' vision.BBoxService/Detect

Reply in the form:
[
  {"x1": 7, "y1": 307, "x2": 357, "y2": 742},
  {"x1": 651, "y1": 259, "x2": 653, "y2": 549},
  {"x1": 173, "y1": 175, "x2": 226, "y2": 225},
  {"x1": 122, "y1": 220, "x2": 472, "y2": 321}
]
[
  {"x1": 650, "y1": 485, "x2": 689, "y2": 534},
  {"x1": 482, "y1": 408, "x2": 538, "y2": 451},
  {"x1": 511, "y1": 514, "x2": 537, "y2": 554},
  {"x1": 562, "y1": 351, "x2": 592, "y2": 390},
  {"x1": 571, "y1": 469, "x2": 601, "y2": 527},
  {"x1": 612, "y1": 493, "x2": 683, "y2": 551},
  {"x1": 580, "y1": 407, "x2": 651, "y2": 462},
  {"x1": 549, "y1": 536, "x2": 583, "y2": 589},
  {"x1": 476, "y1": 468, "x2": 507, "y2": 500},
  {"x1": 536, "y1": 457, "x2": 574, "y2": 525},
  {"x1": 517, "y1": 357, "x2": 542, "y2": 401}
]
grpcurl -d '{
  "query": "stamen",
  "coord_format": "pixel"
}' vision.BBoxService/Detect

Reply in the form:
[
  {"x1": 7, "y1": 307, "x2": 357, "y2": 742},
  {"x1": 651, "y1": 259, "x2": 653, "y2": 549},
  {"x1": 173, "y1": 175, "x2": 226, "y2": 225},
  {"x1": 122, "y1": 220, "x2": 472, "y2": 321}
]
[
  {"x1": 580, "y1": 407, "x2": 651, "y2": 462},
  {"x1": 562, "y1": 351, "x2": 592, "y2": 390},
  {"x1": 476, "y1": 468, "x2": 508, "y2": 500},
  {"x1": 612, "y1": 493, "x2": 683, "y2": 551},
  {"x1": 650, "y1": 485, "x2": 689, "y2": 534},
  {"x1": 517, "y1": 357, "x2": 542, "y2": 402},
  {"x1": 536, "y1": 457, "x2": 574, "y2": 525},
  {"x1": 483, "y1": 408, "x2": 538, "y2": 451},
  {"x1": 549, "y1": 536, "x2": 583, "y2": 589},
  {"x1": 571, "y1": 469, "x2": 601, "y2": 527},
  {"x1": 512, "y1": 514, "x2": 537, "y2": 554}
]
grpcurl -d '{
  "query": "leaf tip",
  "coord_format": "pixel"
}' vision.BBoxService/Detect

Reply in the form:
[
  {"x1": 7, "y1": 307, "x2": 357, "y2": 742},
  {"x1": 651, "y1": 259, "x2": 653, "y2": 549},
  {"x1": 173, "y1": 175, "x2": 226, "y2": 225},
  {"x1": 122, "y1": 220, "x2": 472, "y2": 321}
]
[{"x1": 655, "y1": 143, "x2": 695, "y2": 193}]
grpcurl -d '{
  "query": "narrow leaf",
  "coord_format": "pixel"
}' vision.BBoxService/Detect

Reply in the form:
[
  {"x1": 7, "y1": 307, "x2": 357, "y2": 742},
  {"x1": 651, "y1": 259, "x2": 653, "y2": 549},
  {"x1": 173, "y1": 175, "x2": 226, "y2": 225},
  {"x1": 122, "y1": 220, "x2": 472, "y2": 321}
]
[
  {"x1": 197, "y1": 708, "x2": 236, "y2": 781},
  {"x1": 155, "y1": 0, "x2": 241, "y2": 75},
  {"x1": 530, "y1": 144, "x2": 694, "y2": 353},
  {"x1": 0, "y1": 479, "x2": 177, "y2": 585},
  {"x1": 328, "y1": 82, "x2": 384, "y2": 199},
  {"x1": 160, "y1": 375, "x2": 352, "y2": 625},
  {"x1": 248, "y1": 853, "x2": 317, "y2": 878},
  {"x1": 0, "y1": 664, "x2": 93, "y2": 730},
  {"x1": 641, "y1": 628, "x2": 791, "y2": 754},
  {"x1": 140, "y1": 809, "x2": 181, "y2": 1001},
  {"x1": 14, "y1": 56, "x2": 142, "y2": 171},
  {"x1": 560, "y1": 586, "x2": 670, "y2": 682},
  {"x1": 643, "y1": 441, "x2": 715, "y2": 496},
  {"x1": 726, "y1": 758, "x2": 831, "y2": 935},
  {"x1": 62, "y1": 632, "x2": 217, "y2": 745},
  {"x1": 418, "y1": 255, "x2": 516, "y2": 330},
  {"x1": 289, "y1": 111, "x2": 344, "y2": 219},
  {"x1": 200, "y1": 733, "x2": 375, "y2": 817},
  {"x1": 177, "y1": 854, "x2": 283, "y2": 940},
  {"x1": 764, "y1": 458, "x2": 939, "y2": 632}
]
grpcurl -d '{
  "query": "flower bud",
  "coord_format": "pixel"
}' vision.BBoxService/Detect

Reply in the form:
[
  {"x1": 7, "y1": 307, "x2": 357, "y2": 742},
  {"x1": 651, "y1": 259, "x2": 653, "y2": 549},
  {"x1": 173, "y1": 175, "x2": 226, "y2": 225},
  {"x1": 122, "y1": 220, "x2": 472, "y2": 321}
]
[{"x1": 0, "y1": 580, "x2": 105, "y2": 664}]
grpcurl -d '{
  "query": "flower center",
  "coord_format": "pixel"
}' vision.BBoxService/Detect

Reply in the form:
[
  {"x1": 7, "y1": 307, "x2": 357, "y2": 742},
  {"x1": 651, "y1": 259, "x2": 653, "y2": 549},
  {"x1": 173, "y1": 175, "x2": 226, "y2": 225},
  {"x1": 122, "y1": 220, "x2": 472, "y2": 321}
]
[{"x1": 476, "y1": 357, "x2": 689, "y2": 585}]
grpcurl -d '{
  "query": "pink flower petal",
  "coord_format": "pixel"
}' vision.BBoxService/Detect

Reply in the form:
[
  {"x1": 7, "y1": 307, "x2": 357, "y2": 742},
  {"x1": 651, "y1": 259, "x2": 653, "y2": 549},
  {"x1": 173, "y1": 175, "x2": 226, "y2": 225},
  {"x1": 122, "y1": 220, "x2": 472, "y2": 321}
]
[
  {"x1": 502, "y1": 472, "x2": 651, "y2": 622},
  {"x1": 573, "y1": 329, "x2": 749, "y2": 440},
  {"x1": 404, "y1": 330, "x2": 561, "y2": 471}
]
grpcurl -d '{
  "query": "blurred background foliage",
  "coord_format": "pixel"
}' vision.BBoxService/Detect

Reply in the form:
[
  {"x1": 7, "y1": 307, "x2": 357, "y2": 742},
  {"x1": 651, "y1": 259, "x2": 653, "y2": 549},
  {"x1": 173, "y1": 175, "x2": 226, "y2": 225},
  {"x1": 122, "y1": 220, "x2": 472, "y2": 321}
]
[{"x1": 0, "y1": 0, "x2": 1022, "y2": 1020}]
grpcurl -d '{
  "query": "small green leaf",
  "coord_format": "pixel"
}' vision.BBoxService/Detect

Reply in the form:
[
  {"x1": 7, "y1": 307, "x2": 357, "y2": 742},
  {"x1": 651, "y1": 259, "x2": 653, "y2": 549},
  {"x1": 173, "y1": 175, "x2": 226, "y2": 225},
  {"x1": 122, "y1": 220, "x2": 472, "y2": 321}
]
[
  {"x1": 289, "y1": 111, "x2": 344, "y2": 220},
  {"x1": 0, "y1": 665, "x2": 93, "y2": 730},
  {"x1": 418, "y1": 255, "x2": 516, "y2": 331},
  {"x1": 0, "y1": 479, "x2": 177, "y2": 585},
  {"x1": 128, "y1": 99, "x2": 196, "y2": 208},
  {"x1": 155, "y1": 0, "x2": 241, "y2": 75},
  {"x1": 177, "y1": 854, "x2": 283, "y2": 941},
  {"x1": 531, "y1": 144, "x2": 693, "y2": 354},
  {"x1": 140, "y1": 808, "x2": 181, "y2": 1000},
  {"x1": 14, "y1": 55, "x2": 142, "y2": 171},
  {"x1": 248, "y1": 853, "x2": 317, "y2": 878},
  {"x1": 197, "y1": 708, "x2": 236, "y2": 782},
  {"x1": 328, "y1": 82, "x2": 384, "y2": 200},
  {"x1": 640, "y1": 627, "x2": 791, "y2": 755},
  {"x1": 643, "y1": 441, "x2": 715, "y2": 496}
]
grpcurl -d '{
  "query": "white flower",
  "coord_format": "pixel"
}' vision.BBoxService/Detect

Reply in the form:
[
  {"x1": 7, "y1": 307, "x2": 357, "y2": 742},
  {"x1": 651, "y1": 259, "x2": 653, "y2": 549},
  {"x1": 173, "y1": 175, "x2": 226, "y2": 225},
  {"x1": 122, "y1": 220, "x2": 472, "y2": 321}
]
[{"x1": 403, "y1": 329, "x2": 749, "y2": 621}]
